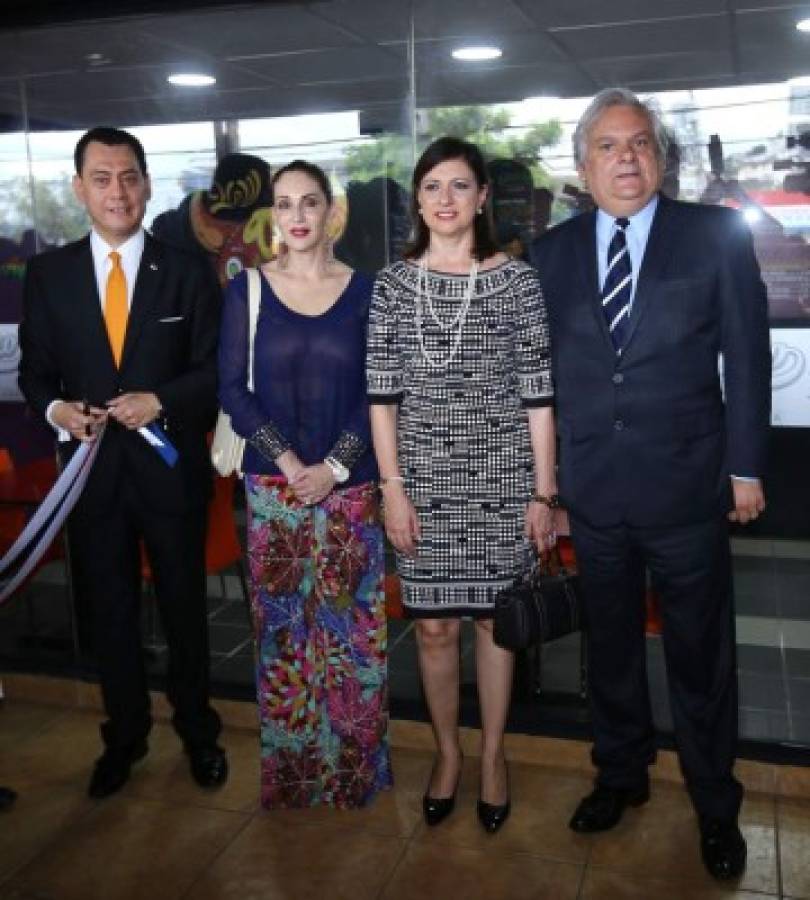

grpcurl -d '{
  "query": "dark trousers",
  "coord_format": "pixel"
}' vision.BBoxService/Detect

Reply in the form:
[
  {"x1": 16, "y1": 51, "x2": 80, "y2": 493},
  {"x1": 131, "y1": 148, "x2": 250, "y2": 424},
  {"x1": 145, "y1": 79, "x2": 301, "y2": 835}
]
[
  {"x1": 69, "y1": 481, "x2": 221, "y2": 755},
  {"x1": 570, "y1": 513, "x2": 742, "y2": 822}
]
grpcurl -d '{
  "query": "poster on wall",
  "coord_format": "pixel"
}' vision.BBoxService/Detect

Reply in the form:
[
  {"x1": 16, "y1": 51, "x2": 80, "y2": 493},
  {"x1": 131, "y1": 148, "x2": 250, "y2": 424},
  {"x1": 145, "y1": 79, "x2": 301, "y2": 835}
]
[
  {"x1": 0, "y1": 324, "x2": 21, "y2": 402},
  {"x1": 771, "y1": 328, "x2": 810, "y2": 428}
]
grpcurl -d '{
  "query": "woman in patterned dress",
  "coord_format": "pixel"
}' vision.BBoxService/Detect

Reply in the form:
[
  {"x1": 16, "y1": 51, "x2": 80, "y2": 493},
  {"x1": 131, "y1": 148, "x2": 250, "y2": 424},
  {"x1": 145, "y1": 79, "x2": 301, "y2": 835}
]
[
  {"x1": 219, "y1": 160, "x2": 391, "y2": 809},
  {"x1": 367, "y1": 137, "x2": 557, "y2": 832}
]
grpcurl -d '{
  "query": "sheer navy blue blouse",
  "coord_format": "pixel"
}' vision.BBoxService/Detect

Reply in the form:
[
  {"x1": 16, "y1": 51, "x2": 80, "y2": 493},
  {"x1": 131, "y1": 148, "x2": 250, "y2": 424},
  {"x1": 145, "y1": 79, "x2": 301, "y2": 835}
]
[{"x1": 218, "y1": 269, "x2": 378, "y2": 485}]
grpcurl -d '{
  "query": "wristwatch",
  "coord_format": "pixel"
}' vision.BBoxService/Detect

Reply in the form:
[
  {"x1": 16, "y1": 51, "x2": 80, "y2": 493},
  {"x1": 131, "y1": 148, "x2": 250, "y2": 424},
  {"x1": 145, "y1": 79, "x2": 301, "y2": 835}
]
[
  {"x1": 531, "y1": 492, "x2": 561, "y2": 508},
  {"x1": 324, "y1": 455, "x2": 349, "y2": 484}
]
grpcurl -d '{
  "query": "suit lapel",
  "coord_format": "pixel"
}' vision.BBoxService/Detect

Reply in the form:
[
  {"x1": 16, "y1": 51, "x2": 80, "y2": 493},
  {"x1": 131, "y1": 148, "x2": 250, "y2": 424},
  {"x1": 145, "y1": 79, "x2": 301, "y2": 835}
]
[
  {"x1": 621, "y1": 194, "x2": 679, "y2": 356},
  {"x1": 120, "y1": 233, "x2": 162, "y2": 369},
  {"x1": 572, "y1": 210, "x2": 613, "y2": 350}
]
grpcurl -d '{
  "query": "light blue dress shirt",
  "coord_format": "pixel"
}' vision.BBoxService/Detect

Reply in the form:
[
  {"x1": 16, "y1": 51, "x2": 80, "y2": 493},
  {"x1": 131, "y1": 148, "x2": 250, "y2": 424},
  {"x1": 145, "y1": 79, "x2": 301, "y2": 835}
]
[{"x1": 596, "y1": 194, "x2": 658, "y2": 307}]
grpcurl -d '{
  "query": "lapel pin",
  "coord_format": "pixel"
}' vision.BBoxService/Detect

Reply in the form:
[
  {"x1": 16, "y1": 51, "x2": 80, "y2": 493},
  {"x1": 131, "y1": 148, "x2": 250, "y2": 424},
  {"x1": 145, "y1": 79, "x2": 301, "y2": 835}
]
[{"x1": 149, "y1": 262, "x2": 158, "y2": 271}]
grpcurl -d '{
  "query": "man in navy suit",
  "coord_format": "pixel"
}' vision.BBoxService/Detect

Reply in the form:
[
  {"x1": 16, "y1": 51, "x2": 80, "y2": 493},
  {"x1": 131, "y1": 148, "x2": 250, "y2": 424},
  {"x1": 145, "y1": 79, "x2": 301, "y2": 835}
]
[
  {"x1": 19, "y1": 128, "x2": 228, "y2": 799},
  {"x1": 530, "y1": 89, "x2": 770, "y2": 880}
]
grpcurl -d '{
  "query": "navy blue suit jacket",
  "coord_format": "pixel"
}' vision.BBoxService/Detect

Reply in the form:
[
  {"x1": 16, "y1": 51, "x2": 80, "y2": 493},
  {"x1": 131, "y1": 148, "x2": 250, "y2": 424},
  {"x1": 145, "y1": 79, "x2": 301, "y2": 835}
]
[{"x1": 529, "y1": 194, "x2": 771, "y2": 528}]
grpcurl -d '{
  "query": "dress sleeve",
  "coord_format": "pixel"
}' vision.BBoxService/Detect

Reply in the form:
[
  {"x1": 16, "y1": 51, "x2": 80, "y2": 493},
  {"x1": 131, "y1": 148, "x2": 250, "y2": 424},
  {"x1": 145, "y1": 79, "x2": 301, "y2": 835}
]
[
  {"x1": 513, "y1": 266, "x2": 554, "y2": 408},
  {"x1": 218, "y1": 272, "x2": 292, "y2": 460},
  {"x1": 366, "y1": 269, "x2": 404, "y2": 404}
]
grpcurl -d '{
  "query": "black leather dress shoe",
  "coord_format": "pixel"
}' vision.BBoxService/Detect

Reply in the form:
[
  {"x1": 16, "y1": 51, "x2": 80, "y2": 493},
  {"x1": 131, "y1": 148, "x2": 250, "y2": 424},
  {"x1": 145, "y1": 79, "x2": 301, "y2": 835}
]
[
  {"x1": 88, "y1": 740, "x2": 148, "y2": 799},
  {"x1": 700, "y1": 819, "x2": 747, "y2": 880},
  {"x1": 187, "y1": 745, "x2": 229, "y2": 788},
  {"x1": 0, "y1": 786, "x2": 17, "y2": 810},
  {"x1": 477, "y1": 798, "x2": 511, "y2": 833},
  {"x1": 569, "y1": 783, "x2": 650, "y2": 833}
]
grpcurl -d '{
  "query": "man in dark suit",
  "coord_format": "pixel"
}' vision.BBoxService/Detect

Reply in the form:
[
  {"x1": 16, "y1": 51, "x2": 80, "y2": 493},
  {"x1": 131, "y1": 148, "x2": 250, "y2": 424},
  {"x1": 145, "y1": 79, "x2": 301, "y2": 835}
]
[
  {"x1": 19, "y1": 127, "x2": 228, "y2": 798},
  {"x1": 530, "y1": 89, "x2": 770, "y2": 880}
]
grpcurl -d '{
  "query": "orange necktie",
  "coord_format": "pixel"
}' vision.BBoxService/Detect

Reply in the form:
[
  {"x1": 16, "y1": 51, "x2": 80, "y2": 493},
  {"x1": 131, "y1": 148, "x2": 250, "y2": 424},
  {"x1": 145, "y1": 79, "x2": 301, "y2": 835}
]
[{"x1": 104, "y1": 251, "x2": 128, "y2": 366}]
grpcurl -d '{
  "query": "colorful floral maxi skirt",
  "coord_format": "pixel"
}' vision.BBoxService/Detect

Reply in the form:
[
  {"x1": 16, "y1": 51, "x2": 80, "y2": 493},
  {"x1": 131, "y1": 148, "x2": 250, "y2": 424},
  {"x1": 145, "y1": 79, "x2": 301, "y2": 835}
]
[{"x1": 245, "y1": 475, "x2": 392, "y2": 809}]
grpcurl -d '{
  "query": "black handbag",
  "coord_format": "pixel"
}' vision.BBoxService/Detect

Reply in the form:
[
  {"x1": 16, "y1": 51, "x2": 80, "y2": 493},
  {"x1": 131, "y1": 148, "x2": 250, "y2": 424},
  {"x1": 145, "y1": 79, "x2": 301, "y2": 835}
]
[{"x1": 493, "y1": 549, "x2": 582, "y2": 651}]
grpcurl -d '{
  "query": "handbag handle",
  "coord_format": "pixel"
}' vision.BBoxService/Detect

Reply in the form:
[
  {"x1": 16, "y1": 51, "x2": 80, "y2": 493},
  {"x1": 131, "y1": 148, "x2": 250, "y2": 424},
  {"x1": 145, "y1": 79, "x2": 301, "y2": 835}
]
[{"x1": 245, "y1": 268, "x2": 261, "y2": 392}]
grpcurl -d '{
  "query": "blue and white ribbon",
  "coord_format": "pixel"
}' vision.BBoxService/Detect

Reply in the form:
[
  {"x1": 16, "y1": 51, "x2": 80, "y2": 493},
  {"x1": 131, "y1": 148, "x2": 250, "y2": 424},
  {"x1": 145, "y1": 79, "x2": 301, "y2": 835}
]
[
  {"x1": 0, "y1": 427, "x2": 104, "y2": 604},
  {"x1": 138, "y1": 423, "x2": 178, "y2": 467}
]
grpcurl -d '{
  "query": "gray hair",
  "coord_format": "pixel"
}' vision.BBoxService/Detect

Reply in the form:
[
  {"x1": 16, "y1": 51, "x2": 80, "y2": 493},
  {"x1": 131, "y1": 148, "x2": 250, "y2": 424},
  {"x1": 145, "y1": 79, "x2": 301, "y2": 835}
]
[{"x1": 573, "y1": 87, "x2": 668, "y2": 166}]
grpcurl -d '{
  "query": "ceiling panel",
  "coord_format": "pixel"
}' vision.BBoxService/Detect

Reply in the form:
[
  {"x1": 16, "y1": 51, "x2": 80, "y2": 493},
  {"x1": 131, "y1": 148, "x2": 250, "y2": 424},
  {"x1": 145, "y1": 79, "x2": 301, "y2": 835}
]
[
  {"x1": 148, "y1": 6, "x2": 363, "y2": 57},
  {"x1": 585, "y1": 50, "x2": 736, "y2": 91},
  {"x1": 235, "y1": 45, "x2": 405, "y2": 86},
  {"x1": 736, "y1": 7, "x2": 810, "y2": 78},
  {"x1": 515, "y1": 0, "x2": 725, "y2": 29},
  {"x1": 0, "y1": 0, "x2": 807, "y2": 130},
  {"x1": 553, "y1": 15, "x2": 729, "y2": 60}
]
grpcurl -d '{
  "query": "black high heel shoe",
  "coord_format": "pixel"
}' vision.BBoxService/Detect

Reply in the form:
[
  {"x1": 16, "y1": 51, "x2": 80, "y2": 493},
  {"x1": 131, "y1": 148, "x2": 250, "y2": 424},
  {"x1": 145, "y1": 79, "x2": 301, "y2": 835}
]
[
  {"x1": 422, "y1": 754, "x2": 462, "y2": 827},
  {"x1": 477, "y1": 759, "x2": 510, "y2": 834},
  {"x1": 477, "y1": 797, "x2": 511, "y2": 833}
]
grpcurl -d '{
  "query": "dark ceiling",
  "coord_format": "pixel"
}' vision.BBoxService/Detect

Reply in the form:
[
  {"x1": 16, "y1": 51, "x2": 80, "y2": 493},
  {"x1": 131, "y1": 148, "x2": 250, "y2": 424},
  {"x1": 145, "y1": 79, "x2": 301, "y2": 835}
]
[{"x1": 0, "y1": 0, "x2": 808, "y2": 131}]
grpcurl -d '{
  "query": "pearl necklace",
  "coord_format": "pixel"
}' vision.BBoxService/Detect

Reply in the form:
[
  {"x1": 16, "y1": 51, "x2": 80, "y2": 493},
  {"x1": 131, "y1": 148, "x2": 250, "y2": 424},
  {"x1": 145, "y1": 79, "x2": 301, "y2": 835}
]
[{"x1": 414, "y1": 256, "x2": 478, "y2": 370}]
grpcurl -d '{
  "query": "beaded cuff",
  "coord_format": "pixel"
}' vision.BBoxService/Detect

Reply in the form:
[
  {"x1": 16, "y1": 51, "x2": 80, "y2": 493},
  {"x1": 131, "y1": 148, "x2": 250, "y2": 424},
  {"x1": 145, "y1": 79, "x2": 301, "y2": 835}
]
[
  {"x1": 248, "y1": 422, "x2": 291, "y2": 463},
  {"x1": 328, "y1": 430, "x2": 365, "y2": 470}
]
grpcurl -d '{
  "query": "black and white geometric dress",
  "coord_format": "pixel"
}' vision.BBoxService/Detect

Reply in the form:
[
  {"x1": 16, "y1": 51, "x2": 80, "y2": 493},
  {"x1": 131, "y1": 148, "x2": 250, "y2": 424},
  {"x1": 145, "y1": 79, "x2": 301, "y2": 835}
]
[{"x1": 366, "y1": 258, "x2": 553, "y2": 618}]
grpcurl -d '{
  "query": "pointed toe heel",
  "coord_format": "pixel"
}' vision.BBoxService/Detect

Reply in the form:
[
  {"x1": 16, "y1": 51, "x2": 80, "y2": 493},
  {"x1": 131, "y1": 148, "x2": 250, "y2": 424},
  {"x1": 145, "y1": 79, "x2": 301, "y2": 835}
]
[
  {"x1": 477, "y1": 798, "x2": 511, "y2": 833},
  {"x1": 422, "y1": 793, "x2": 456, "y2": 826}
]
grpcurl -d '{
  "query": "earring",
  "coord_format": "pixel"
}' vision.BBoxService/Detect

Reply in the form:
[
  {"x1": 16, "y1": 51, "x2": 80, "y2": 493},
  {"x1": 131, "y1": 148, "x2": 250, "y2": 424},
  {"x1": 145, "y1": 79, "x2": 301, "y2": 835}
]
[{"x1": 477, "y1": 207, "x2": 483, "y2": 215}]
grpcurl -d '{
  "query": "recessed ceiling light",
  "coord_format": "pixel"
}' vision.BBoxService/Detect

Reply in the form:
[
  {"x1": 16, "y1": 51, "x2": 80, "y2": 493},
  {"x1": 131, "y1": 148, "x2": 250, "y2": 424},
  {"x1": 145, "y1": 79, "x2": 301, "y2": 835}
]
[
  {"x1": 167, "y1": 73, "x2": 216, "y2": 87},
  {"x1": 452, "y1": 46, "x2": 502, "y2": 62},
  {"x1": 797, "y1": 17, "x2": 810, "y2": 32},
  {"x1": 523, "y1": 95, "x2": 560, "y2": 104}
]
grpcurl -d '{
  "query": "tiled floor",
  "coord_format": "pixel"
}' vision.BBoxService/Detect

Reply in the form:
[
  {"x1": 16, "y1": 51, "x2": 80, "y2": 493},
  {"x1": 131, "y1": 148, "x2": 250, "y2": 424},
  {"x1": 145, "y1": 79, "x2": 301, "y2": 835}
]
[{"x1": 1, "y1": 699, "x2": 809, "y2": 899}]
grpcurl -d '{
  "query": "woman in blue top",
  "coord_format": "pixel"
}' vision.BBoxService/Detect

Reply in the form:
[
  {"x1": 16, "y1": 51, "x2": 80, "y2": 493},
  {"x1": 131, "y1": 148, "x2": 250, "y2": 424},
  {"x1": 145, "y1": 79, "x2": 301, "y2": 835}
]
[{"x1": 219, "y1": 160, "x2": 391, "y2": 809}]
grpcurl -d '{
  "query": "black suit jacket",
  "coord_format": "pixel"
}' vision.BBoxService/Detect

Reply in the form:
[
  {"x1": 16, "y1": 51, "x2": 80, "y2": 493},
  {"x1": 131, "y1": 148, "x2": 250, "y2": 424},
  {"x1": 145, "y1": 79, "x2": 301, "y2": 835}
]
[
  {"x1": 18, "y1": 232, "x2": 221, "y2": 516},
  {"x1": 529, "y1": 195, "x2": 771, "y2": 528}
]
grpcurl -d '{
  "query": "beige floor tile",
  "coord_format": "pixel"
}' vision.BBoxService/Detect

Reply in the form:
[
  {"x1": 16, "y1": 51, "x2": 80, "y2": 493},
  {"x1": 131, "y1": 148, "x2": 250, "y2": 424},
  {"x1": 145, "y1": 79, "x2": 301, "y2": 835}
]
[
  {"x1": 0, "y1": 783, "x2": 92, "y2": 884},
  {"x1": 0, "y1": 710, "x2": 103, "y2": 792},
  {"x1": 588, "y1": 783, "x2": 777, "y2": 894},
  {"x1": 257, "y1": 784, "x2": 421, "y2": 839},
  {"x1": 5, "y1": 796, "x2": 249, "y2": 900},
  {"x1": 778, "y1": 765, "x2": 810, "y2": 801},
  {"x1": 410, "y1": 759, "x2": 594, "y2": 863},
  {"x1": 191, "y1": 815, "x2": 407, "y2": 900},
  {"x1": 779, "y1": 797, "x2": 810, "y2": 899},
  {"x1": 381, "y1": 841, "x2": 583, "y2": 900},
  {"x1": 389, "y1": 747, "x2": 433, "y2": 794},
  {"x1": 0, "y1": 702, "x2": 64, "y2": 752},
  {"x1": 1, "y1": 675, "x2": 83, "y2": 708},
  {"x1": 126, "y1": 722, "x2": 260, "y2": 812},
  {"x1": 581, "y1": 868, "x2": 777, "y2": 899}
]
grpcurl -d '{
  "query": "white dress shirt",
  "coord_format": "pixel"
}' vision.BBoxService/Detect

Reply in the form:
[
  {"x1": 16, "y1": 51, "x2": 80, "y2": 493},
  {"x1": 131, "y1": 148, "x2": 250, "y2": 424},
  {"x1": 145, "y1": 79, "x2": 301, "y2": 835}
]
[{"x1": 46, "y1": 228, "x2": 146, "y2": 437}]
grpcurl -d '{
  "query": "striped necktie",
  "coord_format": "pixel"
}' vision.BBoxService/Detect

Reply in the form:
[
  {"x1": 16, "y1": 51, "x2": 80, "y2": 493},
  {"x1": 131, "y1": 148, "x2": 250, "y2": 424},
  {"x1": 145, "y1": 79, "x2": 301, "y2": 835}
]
[
  {"x1": 104, "y1": 250, "x2": 128, "y2": 367},
  {"x1": 601, "y1": 217, "x2": 632, "y2": 353}
]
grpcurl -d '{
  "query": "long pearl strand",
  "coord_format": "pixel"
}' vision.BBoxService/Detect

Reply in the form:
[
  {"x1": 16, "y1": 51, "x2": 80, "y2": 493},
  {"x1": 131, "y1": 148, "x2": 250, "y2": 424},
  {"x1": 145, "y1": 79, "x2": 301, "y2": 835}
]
[{"x1": 414, "y1": 256, "x2": 478, "y2": 370}]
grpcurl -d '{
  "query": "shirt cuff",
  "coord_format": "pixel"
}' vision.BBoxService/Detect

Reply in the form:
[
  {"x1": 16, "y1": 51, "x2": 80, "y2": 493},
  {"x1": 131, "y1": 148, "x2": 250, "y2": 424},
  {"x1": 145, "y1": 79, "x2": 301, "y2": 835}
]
[
  {"x1": 731, "y1": 475, "x2": 760, "y2": 484},
  {"x1": 45, "y1": 400, "x2": 71, "y2": 443}
]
